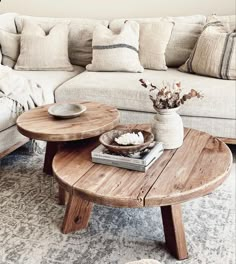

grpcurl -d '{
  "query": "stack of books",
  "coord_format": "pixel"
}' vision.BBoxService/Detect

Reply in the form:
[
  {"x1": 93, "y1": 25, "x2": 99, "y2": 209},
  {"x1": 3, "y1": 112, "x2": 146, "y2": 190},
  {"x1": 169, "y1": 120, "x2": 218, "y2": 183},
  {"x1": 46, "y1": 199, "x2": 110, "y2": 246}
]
[{"x1": 91, "y1": 142, "x2": 164, "y2": 172}]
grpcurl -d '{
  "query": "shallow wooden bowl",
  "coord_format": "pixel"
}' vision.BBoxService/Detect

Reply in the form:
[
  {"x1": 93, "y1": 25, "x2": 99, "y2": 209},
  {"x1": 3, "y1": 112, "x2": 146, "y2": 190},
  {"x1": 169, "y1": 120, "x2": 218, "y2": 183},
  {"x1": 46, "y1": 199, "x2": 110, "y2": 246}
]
[
  {"x1": 48, "y1": 103, "x2": 87, "y2": 119},
  {"x1": 99, "y1": 129, "x2": 154, "y2": 155}
]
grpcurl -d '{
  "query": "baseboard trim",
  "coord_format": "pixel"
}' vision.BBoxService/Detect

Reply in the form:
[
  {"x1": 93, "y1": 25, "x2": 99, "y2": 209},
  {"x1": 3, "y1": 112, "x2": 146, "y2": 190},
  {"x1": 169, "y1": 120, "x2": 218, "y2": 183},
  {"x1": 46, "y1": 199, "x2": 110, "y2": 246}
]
[{"x1": 0, "y1": 138, "x2": 29, "y2": 159}]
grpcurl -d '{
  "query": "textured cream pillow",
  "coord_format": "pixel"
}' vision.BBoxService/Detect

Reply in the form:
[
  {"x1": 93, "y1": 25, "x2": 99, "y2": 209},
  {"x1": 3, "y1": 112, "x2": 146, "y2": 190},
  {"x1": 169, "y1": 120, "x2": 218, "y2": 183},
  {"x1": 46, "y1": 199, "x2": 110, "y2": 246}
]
[
  {"x1": 86, "y1": 21, "x2": 144, "y2": 72},
  {"x1": 0, "y1": 30, "x2": 20, "y2": 68},
  {"x1": 109, "y1": 15, "x2": 206, "y2": 67},
  {"x1": 139, "y1": 22, "x2": 174, "y2": 70},
  {"x1": 179, "y1": 21, "x2": 236, "y2": 79},
  {"x1": 15, "y1": 20, "x2": 73, "y2": 71},
  {"x1": 15, "y1": 15, "x2": 109, "y2": 67}
]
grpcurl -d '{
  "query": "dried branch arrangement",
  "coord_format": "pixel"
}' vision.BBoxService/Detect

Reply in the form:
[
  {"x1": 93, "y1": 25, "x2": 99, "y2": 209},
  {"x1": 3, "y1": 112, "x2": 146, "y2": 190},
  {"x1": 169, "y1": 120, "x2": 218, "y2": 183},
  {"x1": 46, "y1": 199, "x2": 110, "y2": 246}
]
[{"x1": 139, "y1": 79, "x2": 203, "y2": 110}]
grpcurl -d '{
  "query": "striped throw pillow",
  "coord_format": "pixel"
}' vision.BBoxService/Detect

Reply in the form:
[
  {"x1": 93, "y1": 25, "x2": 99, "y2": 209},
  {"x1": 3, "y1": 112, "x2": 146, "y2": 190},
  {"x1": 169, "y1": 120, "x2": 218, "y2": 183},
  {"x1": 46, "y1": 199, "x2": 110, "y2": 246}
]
[
  {"x1": 179, "y1": 21, "x2": 236, "y2": 80},
  {"x1": 86, "y1": 21, "x2": 144, "y2": 72}
]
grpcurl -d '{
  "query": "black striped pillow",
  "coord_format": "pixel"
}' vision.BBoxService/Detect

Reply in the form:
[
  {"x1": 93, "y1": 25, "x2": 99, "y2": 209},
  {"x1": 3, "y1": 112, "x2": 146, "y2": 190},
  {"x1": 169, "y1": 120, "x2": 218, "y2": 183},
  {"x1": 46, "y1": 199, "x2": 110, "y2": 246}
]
[
  {"x1": 86, "y1": 21, "x2": 144, "y2": 72},
  {"x1": 179, "y1": 21, "x2": 236, "y2": 80}
]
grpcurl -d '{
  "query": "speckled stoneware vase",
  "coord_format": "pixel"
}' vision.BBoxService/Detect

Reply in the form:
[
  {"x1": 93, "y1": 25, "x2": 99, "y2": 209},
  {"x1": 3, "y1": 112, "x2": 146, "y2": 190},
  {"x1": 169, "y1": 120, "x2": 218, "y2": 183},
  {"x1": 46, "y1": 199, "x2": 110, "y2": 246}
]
[{"x1": 152, "y1": 107, "x2": 183, "y2": 149}]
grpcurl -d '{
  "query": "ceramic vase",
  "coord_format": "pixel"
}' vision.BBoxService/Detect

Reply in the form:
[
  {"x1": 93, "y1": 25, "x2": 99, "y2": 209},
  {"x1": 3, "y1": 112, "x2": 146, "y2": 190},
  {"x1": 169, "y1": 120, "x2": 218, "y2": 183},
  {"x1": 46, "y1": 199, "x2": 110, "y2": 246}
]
[{"x1": 152, "y1": 107, "x2": 184, "y2": 149}]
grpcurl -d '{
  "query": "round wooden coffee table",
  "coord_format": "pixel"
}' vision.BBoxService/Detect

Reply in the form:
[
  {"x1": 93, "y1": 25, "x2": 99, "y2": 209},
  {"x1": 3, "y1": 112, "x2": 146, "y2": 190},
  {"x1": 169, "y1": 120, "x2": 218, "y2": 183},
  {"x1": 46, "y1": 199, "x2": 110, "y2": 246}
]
[
  {"x1": 17, "y1": 101, "x2": 120, "y2": 174},
  {"x1": 53, "y1": 124, "x2": 232, "y2": 260}
]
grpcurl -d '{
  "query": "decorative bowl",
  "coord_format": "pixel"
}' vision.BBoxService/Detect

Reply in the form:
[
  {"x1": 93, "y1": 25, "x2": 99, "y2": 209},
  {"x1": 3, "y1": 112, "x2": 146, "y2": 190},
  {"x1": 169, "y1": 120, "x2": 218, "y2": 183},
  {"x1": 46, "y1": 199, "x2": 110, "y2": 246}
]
[
  {"x1": 99, "y1": 129, "x2": 154, "y2": 155},
  {"x1": 48, "y1": 103, "x2": 87, "y2": 119}
]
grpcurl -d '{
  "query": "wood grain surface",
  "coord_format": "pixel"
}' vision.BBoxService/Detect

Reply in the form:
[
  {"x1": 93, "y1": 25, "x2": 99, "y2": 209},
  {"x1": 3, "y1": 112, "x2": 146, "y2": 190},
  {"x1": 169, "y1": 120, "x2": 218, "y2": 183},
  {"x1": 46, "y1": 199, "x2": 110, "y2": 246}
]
[
  {"x1": 61, "y1": 193, "x2": 93, "y2": 234},
  {"x1": 53, "y1": 125, "x2": 233, "y2": 258},
  {"x1": 16, "y1": 102, "x2": 120, "y2": 142},
  {"x1": 161, "y1": 204, "x2": 188, "y2": 260},
  {"x1": 53, "y1": 126, "x2": 232, "y2": 208}
]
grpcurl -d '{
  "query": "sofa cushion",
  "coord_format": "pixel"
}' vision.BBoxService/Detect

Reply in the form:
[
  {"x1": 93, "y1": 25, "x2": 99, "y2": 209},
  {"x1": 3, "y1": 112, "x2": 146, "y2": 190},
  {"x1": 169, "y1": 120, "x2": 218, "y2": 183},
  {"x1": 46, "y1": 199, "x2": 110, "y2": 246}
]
[
  {"x1": 207, "y1": 15, "x2": 236, "y2": 32},
  {"x1": 16, "y1": 65, "x2": 84, "y2": 103},
  {"x1": 119, "y1": 110, "x2": 236, "y2": 138},
  {"x1": 86, "y1": 21, "x2": 143, "y2": 73},
  {"x1": 0, "y1": 13, "x2": 17, "y2": 33},
  {"x1": 0, "y1": 30, "x2": 20, "y2": 68},
  {"x1": 109, "y1": 15, "x2": 206, "y2": 67},
  {"x1": 15, "y1": 15, "x2": 109, "y2": 67},
  {"x1": 55, "y1": 68, "x2": 236, "y2": 120},
  {"x1": 0, "y1": 13, "x2": 18, "y2": 64},
  {"x1": 0, "y1": 65, "x2": 84, "y2": 132},
  {"x1": 15, "y1": 21, "x2": 73, "y2": 71}
]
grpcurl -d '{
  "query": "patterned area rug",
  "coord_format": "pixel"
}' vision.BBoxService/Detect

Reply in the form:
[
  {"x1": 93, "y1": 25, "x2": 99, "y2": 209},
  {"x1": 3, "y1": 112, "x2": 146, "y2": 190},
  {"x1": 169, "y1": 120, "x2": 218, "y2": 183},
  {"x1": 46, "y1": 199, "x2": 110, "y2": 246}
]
[{"x1": 0, "y1": 144, "x2": 235, "y2": 264}]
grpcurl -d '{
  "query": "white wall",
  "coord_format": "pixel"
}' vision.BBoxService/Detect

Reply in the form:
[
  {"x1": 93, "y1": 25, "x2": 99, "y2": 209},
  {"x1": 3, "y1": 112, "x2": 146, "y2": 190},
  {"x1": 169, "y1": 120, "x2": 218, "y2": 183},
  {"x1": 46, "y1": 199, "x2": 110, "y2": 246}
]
[{"x1": 0, "y1": 0, "x2": 235, "y2": 19}]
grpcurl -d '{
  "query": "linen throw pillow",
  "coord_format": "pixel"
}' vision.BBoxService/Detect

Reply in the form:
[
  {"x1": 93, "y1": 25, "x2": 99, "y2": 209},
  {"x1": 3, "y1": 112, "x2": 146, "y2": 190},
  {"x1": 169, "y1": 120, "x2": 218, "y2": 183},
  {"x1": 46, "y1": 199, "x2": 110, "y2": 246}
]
[
  {"x1": 179, "y1": 21, "x2": 236, "y2": 79},
  {"x1": 109, "y1": 15, "x2": 206, "y2": 67},
  {"x1": 15, "y1": 15, "x2": 109, "y2": 66},
  {"x1": 139, "y1": 21, "x2": 174, "y2": 70},
  {"x1": 86, "y1": 21, "x2": 144, "y2": 72},
  {"x1": 0, "y1": 30, "x2": 20, "y2": 68},
  {"x1": 15, "y1": 20, "x2": 73, "y2": 71}
]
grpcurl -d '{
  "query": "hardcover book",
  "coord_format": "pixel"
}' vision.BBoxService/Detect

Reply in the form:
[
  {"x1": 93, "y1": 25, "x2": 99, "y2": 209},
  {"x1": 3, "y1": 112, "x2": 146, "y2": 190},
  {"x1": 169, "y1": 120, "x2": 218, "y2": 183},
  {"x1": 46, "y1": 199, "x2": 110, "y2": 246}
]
[{"x1": 91, "y1": 142, "x2": 164, "y2": 172}]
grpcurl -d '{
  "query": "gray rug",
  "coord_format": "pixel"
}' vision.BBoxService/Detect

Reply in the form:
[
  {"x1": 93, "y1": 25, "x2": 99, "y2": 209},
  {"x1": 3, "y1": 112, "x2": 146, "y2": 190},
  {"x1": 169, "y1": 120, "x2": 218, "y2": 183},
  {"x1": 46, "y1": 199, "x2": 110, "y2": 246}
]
[{"x1": 0, "y1": 144, "x2": 235, "y2": 264}]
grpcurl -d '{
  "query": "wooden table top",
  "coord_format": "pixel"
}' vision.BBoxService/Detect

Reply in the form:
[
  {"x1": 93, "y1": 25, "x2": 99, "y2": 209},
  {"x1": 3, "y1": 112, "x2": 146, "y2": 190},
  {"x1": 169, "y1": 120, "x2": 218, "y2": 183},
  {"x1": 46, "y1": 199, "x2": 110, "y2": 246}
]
[
  {"x1": 53, "y1": 124, "x2": 233, "y2": 208},
  {"x1": 16, "y1": 102, "x2": 120, "y2": 142}
]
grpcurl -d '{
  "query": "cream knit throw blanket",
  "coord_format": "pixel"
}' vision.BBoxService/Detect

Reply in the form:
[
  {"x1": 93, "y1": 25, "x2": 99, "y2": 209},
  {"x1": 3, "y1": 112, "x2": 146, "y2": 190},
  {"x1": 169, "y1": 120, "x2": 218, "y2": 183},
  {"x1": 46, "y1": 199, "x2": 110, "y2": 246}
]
[{"x1": 0, "y1": 65, "x2": 46, "y2": 112}]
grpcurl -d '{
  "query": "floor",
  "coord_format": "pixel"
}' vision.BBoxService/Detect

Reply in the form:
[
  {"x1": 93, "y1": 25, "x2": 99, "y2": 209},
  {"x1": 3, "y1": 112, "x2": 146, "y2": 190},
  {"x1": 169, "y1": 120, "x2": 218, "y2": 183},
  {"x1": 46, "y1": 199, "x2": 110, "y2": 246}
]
[{"x1": 0, "y1": 144, "x2": 235, "y2": 264}]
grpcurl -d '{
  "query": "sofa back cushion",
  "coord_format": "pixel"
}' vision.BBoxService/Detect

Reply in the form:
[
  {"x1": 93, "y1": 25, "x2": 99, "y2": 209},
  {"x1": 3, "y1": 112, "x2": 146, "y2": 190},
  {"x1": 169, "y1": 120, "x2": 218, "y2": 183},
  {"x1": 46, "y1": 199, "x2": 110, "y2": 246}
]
[
  {"x1": 0, "y1": 13, "x2": 17, "y2": 33},
  {"x1": 109, "y1": 15, "x2": 206, "y2": 67},
  {"x1": 0, "y1": 13, "x2": 18, "y2": 64},
  {"x1": 0, "y1": 30, "x2": 20, "y2": 68},
  {"x1": 15, "y1": 15, "x2": 109, "y2": 67},
  {"x1": 207, "y1": 15, "x2": 236, "y2": 32}
]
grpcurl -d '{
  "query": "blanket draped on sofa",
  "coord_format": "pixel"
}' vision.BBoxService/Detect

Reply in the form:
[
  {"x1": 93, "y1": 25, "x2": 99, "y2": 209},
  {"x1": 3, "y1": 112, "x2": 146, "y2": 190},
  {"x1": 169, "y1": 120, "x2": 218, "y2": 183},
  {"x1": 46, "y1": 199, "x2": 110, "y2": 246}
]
[{"x1": 0, "y1": 65, "x2": 46, "y2": 113}]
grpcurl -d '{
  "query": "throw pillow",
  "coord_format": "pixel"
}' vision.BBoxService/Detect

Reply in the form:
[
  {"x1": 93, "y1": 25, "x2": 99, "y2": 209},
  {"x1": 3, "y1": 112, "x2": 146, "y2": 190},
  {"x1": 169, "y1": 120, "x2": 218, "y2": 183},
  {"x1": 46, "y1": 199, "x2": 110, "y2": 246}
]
[
  {"x1": 86, "y1": 21, "x2": 144, "y2": 72},
  {"x1": 15, "y1": 20, "x2": 73, "y2": 71},
  {"x1": 139, "y1": 21, "x2": 174, "y2": 70},
  {"x1": 179, "y1": 21, "x2": 236, "y2": 79},
  {"x1": 109, "y1": 15, "x2": 206, "y2": 67},
  {"x1": 15, "y1": 15, "x2": 109, "y2": 67},
  {"x1": 0, "y1": 30, "x2": 20, "y2": 68}
]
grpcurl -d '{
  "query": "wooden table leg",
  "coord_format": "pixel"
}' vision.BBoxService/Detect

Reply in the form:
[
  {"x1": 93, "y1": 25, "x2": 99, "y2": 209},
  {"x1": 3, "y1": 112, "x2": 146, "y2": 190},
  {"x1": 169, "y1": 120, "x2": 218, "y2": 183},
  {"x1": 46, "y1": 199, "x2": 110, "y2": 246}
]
[
  {"x1": 58, "y1": 185, "x2": 66, "y2": 205},
  {"x1": 43, "y1": 142, "x2": 59, "y2": 175},
  {"x1": 61, "y1": 192, "x2": 93, "y2": 234},
  {"x1": 161, "y1": 204, "x2": 188, "y2": 260}
]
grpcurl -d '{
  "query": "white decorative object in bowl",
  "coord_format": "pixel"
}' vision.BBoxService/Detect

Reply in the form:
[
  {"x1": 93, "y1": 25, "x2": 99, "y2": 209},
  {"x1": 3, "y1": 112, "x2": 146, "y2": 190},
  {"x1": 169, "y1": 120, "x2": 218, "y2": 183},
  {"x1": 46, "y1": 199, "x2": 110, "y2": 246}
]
[
  {"x1": 152, "y1": 107, "x2": 183, "y2": 149},
  {"x1": 48, "y1": 103, "x2": 87, "y2": 119},
  {"x1": 114, "y1": 132, "x2": 144, "y2": 145},
  {"x1": 99, "y1": 129, "x2": 154, "y2": 155}
]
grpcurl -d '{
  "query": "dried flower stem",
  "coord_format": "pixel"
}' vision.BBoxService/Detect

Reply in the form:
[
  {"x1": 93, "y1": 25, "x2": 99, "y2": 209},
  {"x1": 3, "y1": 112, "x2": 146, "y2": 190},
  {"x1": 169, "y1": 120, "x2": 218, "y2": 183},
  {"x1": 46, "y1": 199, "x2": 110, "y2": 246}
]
[{"x1": 139, "y1": 79, "x2": 203, "y2": 110}]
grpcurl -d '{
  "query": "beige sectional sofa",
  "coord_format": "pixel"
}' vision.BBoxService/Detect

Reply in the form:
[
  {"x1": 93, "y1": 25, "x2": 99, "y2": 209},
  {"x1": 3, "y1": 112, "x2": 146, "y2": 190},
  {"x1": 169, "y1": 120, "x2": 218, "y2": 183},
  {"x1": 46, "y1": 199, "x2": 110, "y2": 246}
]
[{"x1": 0, "y1": 13, "x2": 235, "y2": 157}]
